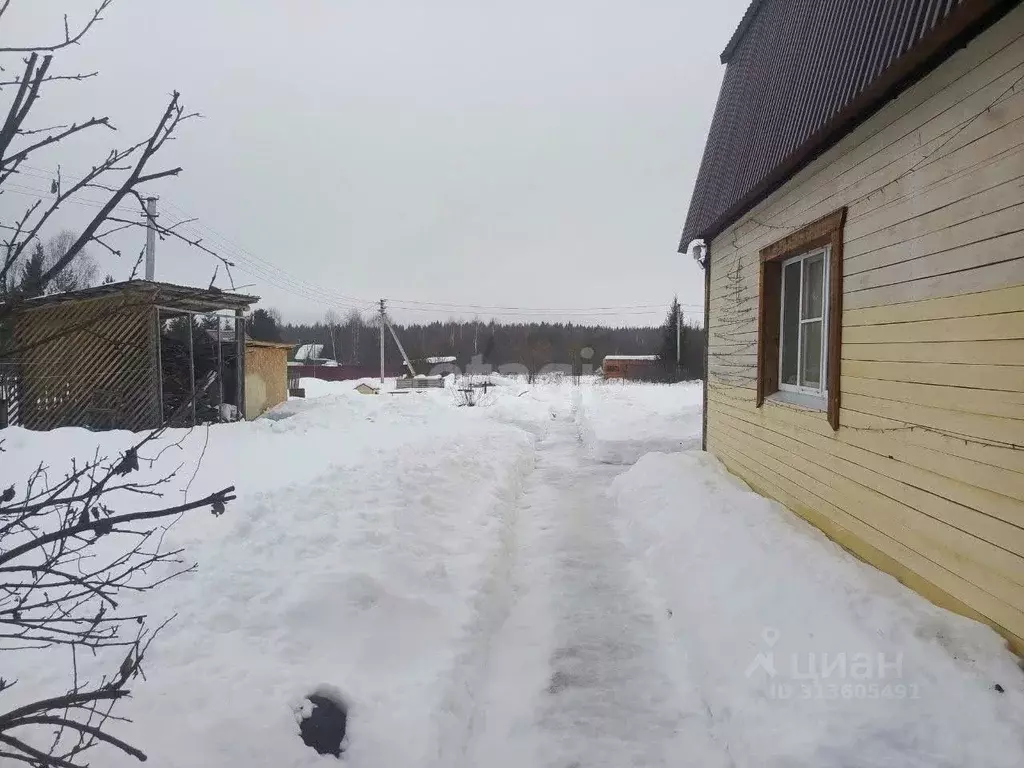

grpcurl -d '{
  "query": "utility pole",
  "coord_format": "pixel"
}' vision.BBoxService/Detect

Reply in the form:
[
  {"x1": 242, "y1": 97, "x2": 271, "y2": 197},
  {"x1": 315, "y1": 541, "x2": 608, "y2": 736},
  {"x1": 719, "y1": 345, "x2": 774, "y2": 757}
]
[
  {"x1": 379, "y1": 298, "x2": 386, "y2": 385},
  {"x1": 235, "y1": 308, "x2": 246, "y2": 420},
  {"x1": 384, "y1": 314, "x2": 417, "y2": 377},
  {"x1": 144, "y1": 196, "x2": 158, "y2": 280}
]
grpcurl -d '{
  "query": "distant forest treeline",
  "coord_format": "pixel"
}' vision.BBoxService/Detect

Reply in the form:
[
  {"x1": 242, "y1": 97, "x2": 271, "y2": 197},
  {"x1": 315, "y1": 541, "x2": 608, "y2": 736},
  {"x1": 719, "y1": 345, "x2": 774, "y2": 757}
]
[{"x1": 258, "y1": 298, "x2": 705, "y2": 380}]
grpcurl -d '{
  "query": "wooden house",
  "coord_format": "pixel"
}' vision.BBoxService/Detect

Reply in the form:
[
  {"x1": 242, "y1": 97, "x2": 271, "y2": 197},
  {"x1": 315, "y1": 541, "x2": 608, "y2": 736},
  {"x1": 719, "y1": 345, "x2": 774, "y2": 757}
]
[
  {"x1": 2, "y1": 281, "x2": 257, "y2": 431},
  {"x1": 602, "y1": 355, "x2": 661, "y2": 381},
  {"x1": 681, "y1": 0, "x2": 1024, "y2": 652}
]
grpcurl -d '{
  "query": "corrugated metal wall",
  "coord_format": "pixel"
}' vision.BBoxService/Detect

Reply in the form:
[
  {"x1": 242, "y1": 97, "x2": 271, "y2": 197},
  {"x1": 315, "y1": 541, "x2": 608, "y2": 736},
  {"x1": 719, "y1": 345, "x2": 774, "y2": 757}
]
[{"x1": 681, "y1": 0, "x2": 977, "y2": 246}]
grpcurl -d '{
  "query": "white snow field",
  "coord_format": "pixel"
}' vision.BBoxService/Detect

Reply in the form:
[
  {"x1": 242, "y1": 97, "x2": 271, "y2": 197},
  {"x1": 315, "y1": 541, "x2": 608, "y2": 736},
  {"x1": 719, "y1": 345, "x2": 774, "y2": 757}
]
[{"x1": 5, "y1": 377, "x2": 1024, "y2": 767}]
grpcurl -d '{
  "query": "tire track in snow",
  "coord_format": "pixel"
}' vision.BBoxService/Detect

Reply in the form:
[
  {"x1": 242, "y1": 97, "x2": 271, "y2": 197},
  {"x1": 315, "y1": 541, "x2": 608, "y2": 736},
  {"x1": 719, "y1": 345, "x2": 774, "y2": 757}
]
[
  {"x1": 428, "y1": 419, "x2": 544, "y2": 768},
  {"x1": 464, "y1": 416, "x2": 730, "y2": 768}
]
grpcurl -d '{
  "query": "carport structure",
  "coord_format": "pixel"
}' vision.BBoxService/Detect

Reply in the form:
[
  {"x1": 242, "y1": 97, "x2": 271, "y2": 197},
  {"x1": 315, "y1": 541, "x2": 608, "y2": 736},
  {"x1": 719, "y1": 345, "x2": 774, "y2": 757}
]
[{"x1": 1, "y1": 280, "x2": 258, "y2": 431}]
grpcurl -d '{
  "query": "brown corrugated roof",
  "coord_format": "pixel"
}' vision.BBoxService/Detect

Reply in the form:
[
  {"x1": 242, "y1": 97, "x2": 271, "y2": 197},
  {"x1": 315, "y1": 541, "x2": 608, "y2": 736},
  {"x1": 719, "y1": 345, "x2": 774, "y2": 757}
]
[
  {"x1": 720, "y1": 0, "x2": 768, "y2": 63},
  {"x1": 679, "y1": 0, "x2": 1020, "y2": 251}
]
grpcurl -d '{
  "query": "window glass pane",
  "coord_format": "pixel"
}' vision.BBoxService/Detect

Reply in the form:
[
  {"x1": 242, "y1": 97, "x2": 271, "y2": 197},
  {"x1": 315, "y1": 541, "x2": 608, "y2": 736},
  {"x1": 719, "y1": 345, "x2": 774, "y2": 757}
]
[
  {"x1": 780, "y1": 261, "x2": 800, "y2": 386},
  {"x1": 801, "y1": 319, "x2": 822, "y2": 389},
  {"x1": 802, "y1": 253, "x2": 824, "y2": 320}
]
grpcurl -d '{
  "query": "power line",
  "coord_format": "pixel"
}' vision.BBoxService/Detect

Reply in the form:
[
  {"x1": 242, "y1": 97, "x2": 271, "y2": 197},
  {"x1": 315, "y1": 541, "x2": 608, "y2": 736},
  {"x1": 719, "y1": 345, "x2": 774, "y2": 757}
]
[
  {"x1": 2, "y1": 184, "x2": 138, "y2": 216},
  {"x1": 4, "y1": 167, "x2": 704, "y2": 319},
  {"x1": 387, "y1": 298, "x2": 683, "y2": 311},
  {"x1": 387, "y1": 303, "x2": 670, "y2": 319},
  {"x1": 155, "y1": 198, "x2": 702, "y2": 316}
]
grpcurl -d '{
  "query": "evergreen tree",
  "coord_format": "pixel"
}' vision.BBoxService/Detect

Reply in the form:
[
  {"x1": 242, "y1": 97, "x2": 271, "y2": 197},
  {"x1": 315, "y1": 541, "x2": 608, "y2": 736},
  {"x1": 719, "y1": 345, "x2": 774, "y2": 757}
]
[
  {"x1": 18, "y1": 241, "x2": 46, "y2": 298},
  {"x1": 248, "y1": 308, "x2": 282, "y2": 342},
  {"x1": 659, "y1": 296, "x2": 682, "y2": 379}
]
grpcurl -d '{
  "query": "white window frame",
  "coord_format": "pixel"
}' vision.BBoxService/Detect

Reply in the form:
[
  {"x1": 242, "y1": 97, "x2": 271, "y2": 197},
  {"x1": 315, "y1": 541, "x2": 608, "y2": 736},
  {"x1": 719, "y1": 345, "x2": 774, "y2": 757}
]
[{"x1": 778, "y1": 246, "x2": 829, "y2": 398}]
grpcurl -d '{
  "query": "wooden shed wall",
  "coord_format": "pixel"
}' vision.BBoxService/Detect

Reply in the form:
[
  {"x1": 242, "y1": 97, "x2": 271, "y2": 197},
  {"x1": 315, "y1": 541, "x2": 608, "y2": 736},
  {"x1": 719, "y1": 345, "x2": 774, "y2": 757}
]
[
  {"x1": 704, "y1": 4, "x2": 1024, "y2": 652},
  {"x1": 245, "y1": 345, "x2": 288, "y2": 420},
  {"x1": 10, "y1": 296, "x2": 160, "y2": 431}
]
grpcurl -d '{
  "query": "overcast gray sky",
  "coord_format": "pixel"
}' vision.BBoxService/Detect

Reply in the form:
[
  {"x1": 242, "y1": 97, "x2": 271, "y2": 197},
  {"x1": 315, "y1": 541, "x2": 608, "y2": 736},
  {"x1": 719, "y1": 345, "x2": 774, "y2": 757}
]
[{"x1": 2, "y1": 0, "x2": 747, "y2": 325}]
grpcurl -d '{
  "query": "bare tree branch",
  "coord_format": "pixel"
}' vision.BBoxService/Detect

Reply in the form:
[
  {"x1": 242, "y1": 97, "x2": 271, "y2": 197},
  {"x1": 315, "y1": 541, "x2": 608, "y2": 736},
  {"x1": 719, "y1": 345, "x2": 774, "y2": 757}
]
[
  {"x1": 0, "y1": 0, "x2": 114, "y2": 54},
  {"x1": 0, "y1": 487, "x2": 236, "y2": 567},
  {"x1": 0, "y1": 70, "x2": 99, "y2": 88}
]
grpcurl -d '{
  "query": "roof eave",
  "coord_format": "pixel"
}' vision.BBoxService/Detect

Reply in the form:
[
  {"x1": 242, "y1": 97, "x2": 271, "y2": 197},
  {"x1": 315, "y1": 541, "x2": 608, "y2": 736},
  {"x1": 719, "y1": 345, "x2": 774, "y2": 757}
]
[
  {"x1": 680, "y1": 0, "x2": 1016, "y2": 252},
  {"x1": 720, "y1": 0, "x2": 765, "y2": 63},
  {"x1": 8, "y1": 279, "x2": 259, "y2": 315}
]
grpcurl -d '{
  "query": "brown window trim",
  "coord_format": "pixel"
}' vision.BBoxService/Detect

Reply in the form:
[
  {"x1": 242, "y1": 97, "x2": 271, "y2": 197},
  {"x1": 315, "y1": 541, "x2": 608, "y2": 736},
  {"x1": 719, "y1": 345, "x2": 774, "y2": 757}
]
[{"x1": 756, "y1": 206, "x2": 846, "y2": 430}]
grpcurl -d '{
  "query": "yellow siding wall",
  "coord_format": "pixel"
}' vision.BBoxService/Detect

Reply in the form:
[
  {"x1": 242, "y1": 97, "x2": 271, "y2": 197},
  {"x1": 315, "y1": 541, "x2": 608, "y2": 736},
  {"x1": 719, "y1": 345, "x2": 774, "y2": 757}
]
[
  {"x1": 245, "y1": 345, "x2": 288, "y2": 420},
  {"x1": 705, "y1": 5, "x2": 1024, "y2": 653}
]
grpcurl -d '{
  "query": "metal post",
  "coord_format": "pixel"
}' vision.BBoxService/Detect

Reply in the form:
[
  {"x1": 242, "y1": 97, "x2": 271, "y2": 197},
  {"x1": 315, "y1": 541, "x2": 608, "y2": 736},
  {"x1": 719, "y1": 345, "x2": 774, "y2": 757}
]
[
  {"x1": 235, "y1": 309, "x2": 246, "y2": 420},
  {"x1": 379, "y1": 298, "x2": 386, "y2": 385},
  {"x1": 144, "y1": 197, "x2": 158, "y2": 280},
  {"x1": 186, "y1": 315, "x2": 196, "y2": 426},
  {"x1": 156, "y1": 308, "x2": 165, "y2": 423},
  {"x1": 216, "y1": 316, "x2": 224, "y2": 418}
]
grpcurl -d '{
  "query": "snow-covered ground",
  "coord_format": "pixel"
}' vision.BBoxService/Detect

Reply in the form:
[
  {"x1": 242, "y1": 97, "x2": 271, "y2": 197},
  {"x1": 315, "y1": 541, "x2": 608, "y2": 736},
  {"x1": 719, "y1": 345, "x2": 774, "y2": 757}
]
[
  {"x1": 5, "y1": 377, "x2": 1023, "y2": 766},
  {"x1": 577, "y1": 380, "x2": 703, "y2": 463},
  {"x1": 611, "y1": 452, "x2": 1024, "y2": 767}
]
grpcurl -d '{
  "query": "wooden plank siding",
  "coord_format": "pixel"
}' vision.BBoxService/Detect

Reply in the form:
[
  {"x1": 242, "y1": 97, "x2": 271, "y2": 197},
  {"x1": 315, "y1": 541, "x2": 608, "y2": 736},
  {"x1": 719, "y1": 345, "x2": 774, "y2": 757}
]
[
  {"x1": 703, "y1": 5, "x2": 1024, "y2": 654},
  {"x1": 10, "y1": 296, "x2": 161, "y2": 432},
  {"x1": 244, "y1": 344, "x2": 290, "y2": 420}
]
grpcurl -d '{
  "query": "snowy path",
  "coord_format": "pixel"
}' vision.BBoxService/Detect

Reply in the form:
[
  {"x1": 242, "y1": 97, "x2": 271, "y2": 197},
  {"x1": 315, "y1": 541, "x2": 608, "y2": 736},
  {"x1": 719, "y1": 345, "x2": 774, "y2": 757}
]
[
  {"x1": 9, "y1": 381, "x2": 1023, "y2": 767},
  {"x1": 463, "y1": 411, "x2": 729, "y2": 768}
]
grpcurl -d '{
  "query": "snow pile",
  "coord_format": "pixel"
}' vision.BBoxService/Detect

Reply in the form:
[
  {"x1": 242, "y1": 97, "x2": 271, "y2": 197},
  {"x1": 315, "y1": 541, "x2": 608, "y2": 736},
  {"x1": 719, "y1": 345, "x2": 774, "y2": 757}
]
[
  {"x1": 577, "y1": 381, "x2": 702, "y2": 463},
  {"x1": 6, "y1": 391, "x2": 537, "y2": 767},
  {"x1": 610, "y1": 450, "x2": 1024, "y2": 767},
  {"x1": 298, "y1": 376, "x2": 396, "y2": 398},
  {"x1": 482, "y1": 377, "x2": 572, "y2": 435}
]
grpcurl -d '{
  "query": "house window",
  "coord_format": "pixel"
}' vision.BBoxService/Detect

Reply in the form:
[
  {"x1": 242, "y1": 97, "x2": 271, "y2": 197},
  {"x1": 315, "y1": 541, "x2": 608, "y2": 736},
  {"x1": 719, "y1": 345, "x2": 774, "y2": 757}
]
[
  {"x1": 756, "y1": 207, "x2": 845, "y2": 430},
  {"x1": 779, "y1": 247, "x2": 828, "y2": 395}
]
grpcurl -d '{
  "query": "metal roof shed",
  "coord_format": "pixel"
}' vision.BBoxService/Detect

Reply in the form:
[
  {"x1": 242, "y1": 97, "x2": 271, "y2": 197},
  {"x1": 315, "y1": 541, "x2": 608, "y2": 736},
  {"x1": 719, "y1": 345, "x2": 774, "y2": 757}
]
[{"x1": 1, "y1": 280, "x2": 258, "y2": 431}]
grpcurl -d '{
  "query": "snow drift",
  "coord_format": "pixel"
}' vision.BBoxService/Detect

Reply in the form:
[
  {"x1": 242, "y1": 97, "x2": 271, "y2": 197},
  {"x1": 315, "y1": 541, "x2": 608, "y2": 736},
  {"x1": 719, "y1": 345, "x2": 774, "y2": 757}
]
[{"x1": 610, "y1": 450, "x2": 1024, "y2": 767}]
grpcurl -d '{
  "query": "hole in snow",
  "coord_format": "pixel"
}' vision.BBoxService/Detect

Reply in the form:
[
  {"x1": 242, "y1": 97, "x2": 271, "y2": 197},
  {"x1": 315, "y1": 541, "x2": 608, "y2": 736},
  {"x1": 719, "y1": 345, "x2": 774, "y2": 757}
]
[{"x1": 296, "y1": 686, "x2": 348, "y2": 758}]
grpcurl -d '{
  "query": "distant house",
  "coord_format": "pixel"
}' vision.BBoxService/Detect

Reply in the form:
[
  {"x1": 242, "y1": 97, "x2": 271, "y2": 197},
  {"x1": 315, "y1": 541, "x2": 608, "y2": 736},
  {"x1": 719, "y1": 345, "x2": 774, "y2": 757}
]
[
  {"x1": 682, "y1": 1, "x2": 1024, "y2": 652},
  {"x1": 354, "y1": 382, "x2": 379, "y2": 395},
  {"x1": 416, "y1": 356, "x2": 458, "y2": 376},
  {"x1": 602, "y1": 355, "x2": 661, "y2": 381},
  {"x1": 293, "y1": 343, "x2": 337, "y2": 367},
  {"x1": 2, "y1": 281, "x2": 257, "y2": 431}
]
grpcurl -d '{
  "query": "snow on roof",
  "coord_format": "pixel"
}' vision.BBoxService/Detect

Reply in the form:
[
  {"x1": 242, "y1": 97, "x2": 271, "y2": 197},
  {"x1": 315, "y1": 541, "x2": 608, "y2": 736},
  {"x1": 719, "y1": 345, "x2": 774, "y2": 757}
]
[
  {"x1": 294, "y1": 343, "x2": 325, "y2": 361},
  {"x1": 424, "y1": 356, "x2": 457, "y2": 364},
  {"x1": 603, "y1": 355, "x2": 660, "y2": 362}
]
